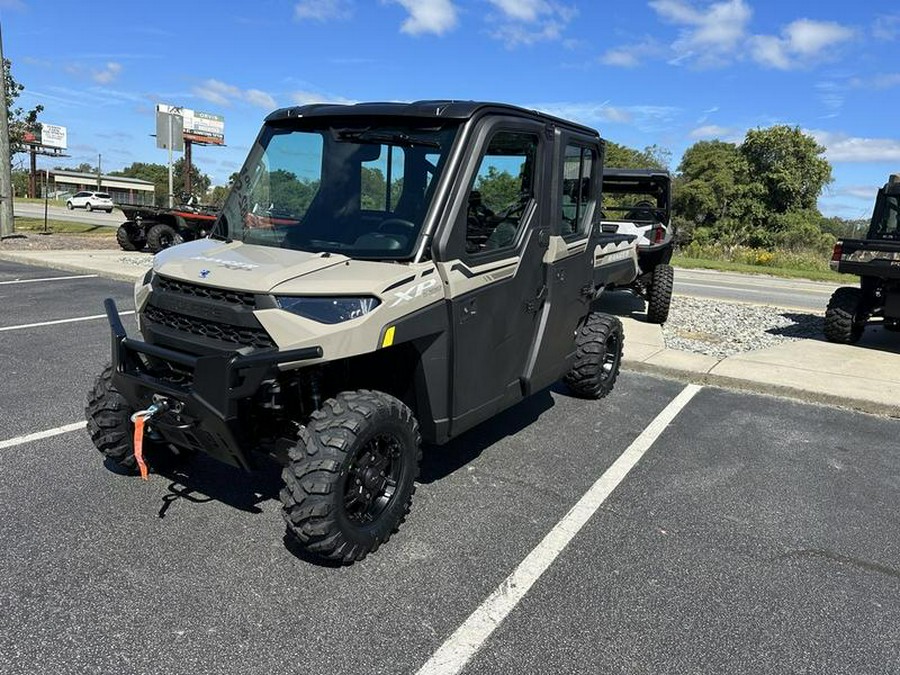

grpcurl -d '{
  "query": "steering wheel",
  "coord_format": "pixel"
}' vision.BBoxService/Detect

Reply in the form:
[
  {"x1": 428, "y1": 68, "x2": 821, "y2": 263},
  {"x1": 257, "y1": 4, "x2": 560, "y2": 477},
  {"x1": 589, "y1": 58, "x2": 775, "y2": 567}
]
[
  {"x1": 496, "y1": 192, "x2": 531, "y2": 222},
  {"x1": 377, "y1": 218, "x2": 416, "y2": 236}
]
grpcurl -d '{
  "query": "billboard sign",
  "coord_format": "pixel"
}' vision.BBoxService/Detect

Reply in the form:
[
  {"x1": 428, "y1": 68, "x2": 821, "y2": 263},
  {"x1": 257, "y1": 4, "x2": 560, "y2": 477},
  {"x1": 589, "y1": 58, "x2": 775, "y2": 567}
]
[
  {"x1": 23, "y1": 123, "x2": 67, "y2": 150},
  {"x1": 157, "y1": 104, "x2": 225, "y2": 146}
]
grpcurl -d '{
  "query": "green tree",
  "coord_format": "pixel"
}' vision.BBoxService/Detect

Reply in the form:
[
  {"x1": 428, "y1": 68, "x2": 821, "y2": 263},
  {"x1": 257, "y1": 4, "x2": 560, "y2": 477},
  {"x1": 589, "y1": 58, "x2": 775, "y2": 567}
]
[
  {"x1": 174, "y1": 157, "x2": 211, "y2": 200},
  {"x1": 605, "y1": 141, "x2": 669, "y2": 170},
  {"x1": 475, "y1": 166, "x2": 520, "y2": 212},
  {"x1": 111, "y1": 162, "x2": 169, "y2": 204},
  {"x1": 111, "y1": 160, "x2": 212, "y2": 206},
  {"x1": 740, "y1": 125, "x2": 832, "y2": 214},
  {"x1": 53, "y1": 162, "x2": 97, "y2": 174},
  {"x1": 5, "y1": 58, "x2": 43, "y2": 158}
]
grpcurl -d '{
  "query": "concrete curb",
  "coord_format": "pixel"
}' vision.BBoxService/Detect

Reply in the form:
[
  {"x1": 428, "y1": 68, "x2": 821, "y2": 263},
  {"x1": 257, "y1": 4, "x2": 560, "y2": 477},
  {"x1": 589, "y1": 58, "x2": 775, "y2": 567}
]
[
  {"x1": 0, "y1": 250, "x2": 150, "y2": 283},
  {"x1": 623, "y1": 360, "x2": 899, "y2": 419}
]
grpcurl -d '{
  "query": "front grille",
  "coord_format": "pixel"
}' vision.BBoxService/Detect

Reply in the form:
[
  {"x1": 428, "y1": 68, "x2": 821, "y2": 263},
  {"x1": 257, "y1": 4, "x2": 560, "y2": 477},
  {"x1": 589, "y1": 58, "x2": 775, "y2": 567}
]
[
  {"x1": 143, "y1": 305, "x2": 275, "y2": 349},
  {"x1": 156, "y1": 276, "x2": 256, "y2": 308}
]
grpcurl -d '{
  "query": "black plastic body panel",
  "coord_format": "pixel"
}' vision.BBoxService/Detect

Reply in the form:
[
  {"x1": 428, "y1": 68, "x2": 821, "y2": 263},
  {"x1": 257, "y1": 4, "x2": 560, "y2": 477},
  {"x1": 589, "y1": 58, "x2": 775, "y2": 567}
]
[{"x1": 104, "y1": 299, "x2": 322, "y2": 469}]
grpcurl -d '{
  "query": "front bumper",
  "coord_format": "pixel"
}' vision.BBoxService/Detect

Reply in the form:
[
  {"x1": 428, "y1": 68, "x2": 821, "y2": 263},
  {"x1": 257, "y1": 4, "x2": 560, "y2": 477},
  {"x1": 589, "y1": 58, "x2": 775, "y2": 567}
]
[{"x1": 105, "y1": 298, "x2": 322, "y2": 469}]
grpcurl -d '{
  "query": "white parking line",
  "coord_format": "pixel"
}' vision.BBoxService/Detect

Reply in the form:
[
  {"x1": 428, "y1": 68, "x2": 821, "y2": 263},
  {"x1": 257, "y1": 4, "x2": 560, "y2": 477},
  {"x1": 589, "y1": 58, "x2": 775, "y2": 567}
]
[
  {"x1": 416, "y1": 383, "x2": 703, "y2": 675},
  {"x1": 0, "y1": 310, "x2": 134, "y2": 332},
  {"x1": 0, "y1": 274, "x2": 98, "y2": 285},
  {"x1": 0, "y1": 421, "x2": 86, "y2": 450}
]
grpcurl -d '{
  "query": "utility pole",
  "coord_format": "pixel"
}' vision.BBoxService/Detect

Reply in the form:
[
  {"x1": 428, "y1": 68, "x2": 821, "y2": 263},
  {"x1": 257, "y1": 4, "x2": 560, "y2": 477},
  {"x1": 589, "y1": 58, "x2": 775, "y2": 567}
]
[
  {"x1": 167, "y1": 114, "x2": 174, "y2": 207},
  {"x1": 0, "y1": 23, "x2": 13, "y2": 239},
  {"x1": 97, "y1": 153, "x2": 101, "y2": 189},
  {"x1": 184, "y1": 138, "x2": 192, "y2": 199}
]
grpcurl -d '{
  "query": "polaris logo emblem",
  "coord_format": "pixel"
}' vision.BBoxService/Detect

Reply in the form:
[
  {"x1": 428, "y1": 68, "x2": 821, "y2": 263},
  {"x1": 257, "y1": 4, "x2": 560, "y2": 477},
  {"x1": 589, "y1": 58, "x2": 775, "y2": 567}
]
[
  {"x1": 199, "y1": 269, "x2": 211, "y2": 279},
  {"x1": 389, "y1": 278, "x2": 439, "y2": 307}
]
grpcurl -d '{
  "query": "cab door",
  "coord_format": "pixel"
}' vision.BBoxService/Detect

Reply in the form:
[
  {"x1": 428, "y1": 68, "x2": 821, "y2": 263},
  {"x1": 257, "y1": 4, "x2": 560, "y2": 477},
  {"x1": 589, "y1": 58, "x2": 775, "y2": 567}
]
[
  {"x1": 521, "y1": 132, "x2": 602, "y2": 393},
  {"x1": 433, "y1": 117, "x2": 551, "y2": 436}
]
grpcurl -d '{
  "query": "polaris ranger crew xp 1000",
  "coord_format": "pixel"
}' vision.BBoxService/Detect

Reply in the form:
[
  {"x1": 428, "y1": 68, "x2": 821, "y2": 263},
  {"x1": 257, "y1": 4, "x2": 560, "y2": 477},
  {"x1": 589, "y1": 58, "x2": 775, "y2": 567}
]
[{"x1": 86, "y1": 101, "x2": 639, "y2": 563}]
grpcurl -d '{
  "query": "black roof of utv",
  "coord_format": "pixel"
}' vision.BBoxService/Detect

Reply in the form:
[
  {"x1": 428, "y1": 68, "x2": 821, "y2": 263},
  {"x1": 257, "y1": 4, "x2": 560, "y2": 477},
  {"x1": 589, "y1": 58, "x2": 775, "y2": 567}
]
[{"x1": 265, "y1": 100, "x2": 599, "y2": 137}]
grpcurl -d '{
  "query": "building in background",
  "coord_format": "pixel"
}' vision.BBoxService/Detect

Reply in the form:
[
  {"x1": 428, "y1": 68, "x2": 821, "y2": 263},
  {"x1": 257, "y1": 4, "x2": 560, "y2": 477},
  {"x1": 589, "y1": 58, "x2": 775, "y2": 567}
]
[{"x1": 46, "y1": 171, "x2": 155, "y2": 205}]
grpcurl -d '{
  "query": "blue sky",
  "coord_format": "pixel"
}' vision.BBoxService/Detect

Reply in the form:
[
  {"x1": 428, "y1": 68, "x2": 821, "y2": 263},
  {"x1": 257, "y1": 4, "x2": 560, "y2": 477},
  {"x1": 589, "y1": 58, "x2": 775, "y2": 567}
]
[{"x1": 4, "y1": 0, "x2": 898, "y2": 219}]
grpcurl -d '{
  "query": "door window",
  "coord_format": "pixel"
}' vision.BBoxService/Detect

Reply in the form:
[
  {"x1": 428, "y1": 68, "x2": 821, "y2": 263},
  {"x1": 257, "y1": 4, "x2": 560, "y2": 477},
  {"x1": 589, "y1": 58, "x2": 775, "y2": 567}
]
[
  {"x1": 465, "y1": 131, "x2": 539, "y2": 255},
  {"x1": 561, "y1": 144, "x2": 595, "y2": 238}
]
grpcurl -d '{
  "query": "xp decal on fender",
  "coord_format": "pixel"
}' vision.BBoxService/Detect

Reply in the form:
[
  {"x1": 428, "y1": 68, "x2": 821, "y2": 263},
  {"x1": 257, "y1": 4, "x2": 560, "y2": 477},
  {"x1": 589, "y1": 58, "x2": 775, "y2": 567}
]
[{"x1": 86, "y1": 101, "x2": 637, "y2": 563}]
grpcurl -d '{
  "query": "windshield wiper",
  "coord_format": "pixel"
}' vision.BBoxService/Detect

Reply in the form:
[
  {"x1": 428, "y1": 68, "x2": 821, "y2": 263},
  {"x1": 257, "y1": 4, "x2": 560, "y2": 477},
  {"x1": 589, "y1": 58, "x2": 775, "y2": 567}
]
[{"x1": 337, "y1": 129, "x2": 440, "y2": 148}]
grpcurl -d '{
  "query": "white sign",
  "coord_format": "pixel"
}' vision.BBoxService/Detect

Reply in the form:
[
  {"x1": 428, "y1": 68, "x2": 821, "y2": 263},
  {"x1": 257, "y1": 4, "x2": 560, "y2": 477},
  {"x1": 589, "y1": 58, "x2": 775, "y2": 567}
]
[
  {"x1": 156, "y1": 104, "x2": 225, "y2": 145},
  {"x1": 41, "y1": 123, "x2": 67, "y2": 149}
]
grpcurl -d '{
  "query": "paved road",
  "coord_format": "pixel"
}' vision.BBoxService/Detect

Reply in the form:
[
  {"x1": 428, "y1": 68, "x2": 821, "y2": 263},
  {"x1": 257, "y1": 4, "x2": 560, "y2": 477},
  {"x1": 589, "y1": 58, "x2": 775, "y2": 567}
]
[
  {"x1": 14, "y1": 202, "x2": 123, "y2": 227},
  {"x1": 1, "y1": 260, "x2": 898, "y2": 675},
  {"x1": 673, "y1": 268, "x2": 841, "y2": 312}
]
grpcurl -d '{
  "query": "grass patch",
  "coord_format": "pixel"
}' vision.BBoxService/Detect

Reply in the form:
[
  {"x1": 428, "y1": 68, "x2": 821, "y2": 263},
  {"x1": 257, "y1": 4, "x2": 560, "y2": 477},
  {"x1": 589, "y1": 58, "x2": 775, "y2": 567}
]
[
  {"x1": 12, "y1": 217, "x2": 115, "y2": 235},
  {"x1": 673, "y1": 255, "x2": 846, "y2": 283}
]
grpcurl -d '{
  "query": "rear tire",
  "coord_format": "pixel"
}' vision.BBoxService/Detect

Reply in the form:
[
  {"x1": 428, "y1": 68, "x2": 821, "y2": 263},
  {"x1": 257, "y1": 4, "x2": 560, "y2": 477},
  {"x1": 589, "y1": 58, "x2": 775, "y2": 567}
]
[
  {"x1": 646, "y1": 263, "x2": 674, "y2": 324},
  {"x1": 115, "y1": 222, "x2": 146, "y2": 251},
  {"x1": 564, "y1": 312, "x2": 624, "y2": 399},
  {"x1": 85, "y1": 365, "x2": 190, "y2": 474},
  {"x1": 824, "y1": 286, "x2": 864, "y2": 344},
  {"x1": 280, "y1": 390, "x2": 421, "y2": 564},
  {"x1": 146, "y1": 222, "x2": 183, "y2": 253}
]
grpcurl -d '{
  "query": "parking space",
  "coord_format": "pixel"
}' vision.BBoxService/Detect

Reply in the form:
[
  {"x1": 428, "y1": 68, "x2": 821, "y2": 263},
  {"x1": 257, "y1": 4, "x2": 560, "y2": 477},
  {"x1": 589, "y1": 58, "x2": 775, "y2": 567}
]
[{"x1": 1, "y1": 260, "x2": 898, "y2": 675}]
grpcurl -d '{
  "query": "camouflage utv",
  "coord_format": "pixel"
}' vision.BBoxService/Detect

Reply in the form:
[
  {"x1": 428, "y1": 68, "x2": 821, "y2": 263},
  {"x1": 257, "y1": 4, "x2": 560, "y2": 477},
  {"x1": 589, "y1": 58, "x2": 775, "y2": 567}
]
[{"x1": 86, "y1": 101, "x2": 638, "y2": 563}]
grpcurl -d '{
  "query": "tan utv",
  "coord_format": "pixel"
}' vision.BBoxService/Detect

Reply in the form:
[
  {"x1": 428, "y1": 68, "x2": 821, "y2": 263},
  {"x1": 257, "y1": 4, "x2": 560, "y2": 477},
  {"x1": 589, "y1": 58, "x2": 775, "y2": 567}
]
[{"x1": 86, "y1": 101, "x2": 639, "y2": 563}]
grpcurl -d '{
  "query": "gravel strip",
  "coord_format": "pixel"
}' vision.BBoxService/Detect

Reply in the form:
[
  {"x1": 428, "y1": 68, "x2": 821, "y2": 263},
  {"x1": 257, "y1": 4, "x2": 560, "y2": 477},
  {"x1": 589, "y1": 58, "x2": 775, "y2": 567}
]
[
  {"x1": 0, "y1": 232, "x2": 119, "y2": 250},
  {"x1": 663, "y1": 296, "x2": 825, "y2": 358}
]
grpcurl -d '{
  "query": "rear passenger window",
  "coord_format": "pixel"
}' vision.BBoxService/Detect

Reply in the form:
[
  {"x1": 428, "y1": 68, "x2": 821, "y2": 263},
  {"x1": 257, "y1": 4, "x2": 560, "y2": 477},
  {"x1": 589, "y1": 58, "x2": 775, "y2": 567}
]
[
  {"x1": 561, "y1": 144, "x2": 595, "y2": 238},
  {"x1": 464, "y1": 131, "x2": 538, "y2": 255}
]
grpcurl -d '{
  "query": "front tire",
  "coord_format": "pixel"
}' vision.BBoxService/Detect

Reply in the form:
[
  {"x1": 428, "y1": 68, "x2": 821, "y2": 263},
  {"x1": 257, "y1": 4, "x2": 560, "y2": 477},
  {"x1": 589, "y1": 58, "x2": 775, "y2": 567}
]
[
  {"x1": 116, "y1": 221, "x2": 146, "y2": 251},
  {"x1": 146, "y1": 222, "x2": 183, "y2": 253},
  {"x1": 85, "y1": 365, "x2": 190, "y2": 474},
  {"x1": 646, "y1": 263, "x2": 674, "y2": 324},
  {"x1": 66, "y1": 201, "x2": 74, "y2": 210},
  {"x1": 85, "y1": 202, "x2": 93, "y2": 212},
  {"x1": 824, "y1": 286, "x2": 864, "y2": 344},
  {"x1": 564, "y1": 312, "x2": 624, "y2": 399},
  {"x1": 280, "y1": 390, "x2": 421, "y2": 564}
]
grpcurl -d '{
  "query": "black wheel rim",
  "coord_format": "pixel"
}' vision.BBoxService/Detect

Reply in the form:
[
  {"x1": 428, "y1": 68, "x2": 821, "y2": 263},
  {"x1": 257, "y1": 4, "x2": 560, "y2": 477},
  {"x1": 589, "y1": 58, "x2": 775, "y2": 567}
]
[
  {"x1": 601, "y1": 332, "x2": 621, "y2": 382},
  {"x1": 343, "y1": 433, "x2": 403, "y2": 526}
]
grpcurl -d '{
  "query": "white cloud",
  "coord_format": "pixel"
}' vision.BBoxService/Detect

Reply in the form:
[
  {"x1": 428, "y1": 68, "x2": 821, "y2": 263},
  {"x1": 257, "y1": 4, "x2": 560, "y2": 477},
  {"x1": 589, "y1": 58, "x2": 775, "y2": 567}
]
[
  {"x1": 851, "y1": 73, "x2": 900, "y2": 90},
  {"x1": 245, "y1": 89, "x2": 278, "y2": 109},
  {"x1": 810, "y1": 130, "x2": 900, "y2": 163},
  {"x1": 650, "y1": 0, "x2": 752, "y2": 66},
  {"x1": 193, "y1": 79, "x2": 278, "y2": 109},
  {"x1": 690, "y1": 124, "x2": 732, "y2": 139},
  {"x1": 291, "y1": 90, "x2": 357, "y2": 105},
  {"x1": 599, "y1": 38, "x2": 663, "y2": 68},
  {"x1": 750, "y1": 19, "x2": 855, "y2": 70},
  {"x1": 600, "y1": 48, "x2": 641, "y2": 68},
  {"x1": 873, "y1": 14, "x2": 900, "y2": 41},
  {"x1": 530, "y1": 101, "x2": 681, "y2": 132},
  {"x1": 386, "y1": 0, "x2": 459, "y2": 36},
  {"x1": 834, "y1": 185, "x2": 881, "y2": 200},
  {"x1": 92, "y1": 62, "x2": 122, "y2": 84},
  {"x1": 294, "y1": 0, "x2": 352, "y2": 21},
  {"x1": 486, "y1": 0, "x2": 576, "y2": 48},
  {"x1": 488, "y1": 0, "x2": 547, "y2": 22}
]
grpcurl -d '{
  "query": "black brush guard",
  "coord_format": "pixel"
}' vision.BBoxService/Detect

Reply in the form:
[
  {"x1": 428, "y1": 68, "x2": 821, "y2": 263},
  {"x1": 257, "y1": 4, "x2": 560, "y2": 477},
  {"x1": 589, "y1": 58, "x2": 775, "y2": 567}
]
[{"x1": 105, "y1": 298, "x2": 322, "y2": 469}]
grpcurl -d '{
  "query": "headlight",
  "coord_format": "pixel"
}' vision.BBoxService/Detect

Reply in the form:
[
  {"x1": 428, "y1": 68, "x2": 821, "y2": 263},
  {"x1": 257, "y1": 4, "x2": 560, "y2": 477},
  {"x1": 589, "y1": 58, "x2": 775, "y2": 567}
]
[{"x1": 275, "y1": 296, "x2": 380, "y2": 324}]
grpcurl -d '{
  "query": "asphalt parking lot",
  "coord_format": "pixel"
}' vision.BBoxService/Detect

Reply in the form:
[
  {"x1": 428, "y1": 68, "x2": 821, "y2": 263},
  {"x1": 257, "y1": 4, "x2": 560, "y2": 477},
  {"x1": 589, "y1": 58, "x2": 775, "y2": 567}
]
[{"x1": 1, "y1": 259, "x2": 898, "y2": 675}]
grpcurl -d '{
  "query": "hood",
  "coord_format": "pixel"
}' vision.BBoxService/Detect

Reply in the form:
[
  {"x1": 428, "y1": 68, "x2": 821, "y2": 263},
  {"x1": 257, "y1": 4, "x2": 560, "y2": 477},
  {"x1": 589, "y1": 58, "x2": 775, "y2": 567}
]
[{"x1": 152, "y1": 239, "x2": 349, "y2": 293}]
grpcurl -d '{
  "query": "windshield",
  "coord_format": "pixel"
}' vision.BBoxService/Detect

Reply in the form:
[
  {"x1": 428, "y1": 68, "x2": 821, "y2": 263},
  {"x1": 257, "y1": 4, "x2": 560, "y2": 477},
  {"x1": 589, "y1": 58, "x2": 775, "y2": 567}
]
[
  {"x1": 872, "y1": 190, "x2": 900, "y2": 240},
  {"x1": 214, "y1": 121, "x2": 459, "y2": 259}
]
